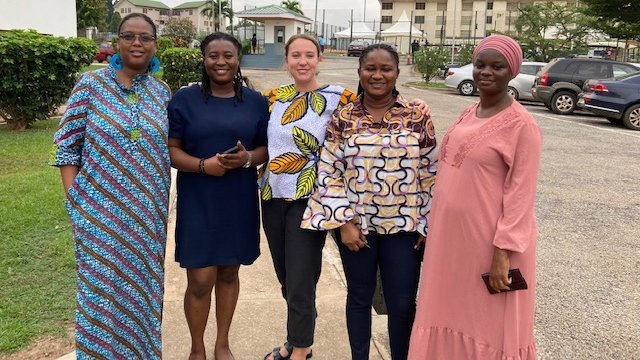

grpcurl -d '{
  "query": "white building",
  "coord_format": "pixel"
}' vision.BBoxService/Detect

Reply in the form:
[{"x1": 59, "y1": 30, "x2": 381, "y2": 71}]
[{"x1": 0, "y1": 0, "x2": 77, "y2": 37}]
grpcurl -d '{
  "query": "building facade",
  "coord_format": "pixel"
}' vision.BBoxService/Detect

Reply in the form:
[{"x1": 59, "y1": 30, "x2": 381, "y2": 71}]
[
  {"x1": 378, "y1": 0, "x2": 577, "y2": 47},
  {"x1": 114, "y1": 0, "x2": 171, "y2": 30}
]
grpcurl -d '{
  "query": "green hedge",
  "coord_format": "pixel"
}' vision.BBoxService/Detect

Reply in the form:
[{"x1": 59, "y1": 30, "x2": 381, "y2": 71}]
[
  {"x1": 0, "y1": 30, "x2": 96, "y2": 130},
  {"x1": 159, "y1": 47, "x2": 201, "y2": 92}
]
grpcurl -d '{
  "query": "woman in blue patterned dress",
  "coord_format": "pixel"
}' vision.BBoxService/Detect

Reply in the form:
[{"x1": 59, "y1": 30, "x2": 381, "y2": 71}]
[{"x1": 50, "y1": 13, "x2": 171, "y2": 359}]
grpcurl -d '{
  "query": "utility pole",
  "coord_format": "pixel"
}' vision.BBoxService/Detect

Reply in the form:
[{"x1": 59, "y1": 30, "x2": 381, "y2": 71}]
[
  {"x1": 473, "y1": 11, "x2": 478, "y2": 44},
  {"x1": 364, "y1": 0, "x2": 367, "y2": 22},
  {"x1": 451, "y1": 0, "x2": 457, "y2": 64},
  {"x1": 322, "y1": 9, "x2": 325, "y2": 36},
  {"x1": 230, "y1": 0, "x2": 233, "y2": 34},
  {"x1": 440, "y1": 10, "x2": 445, "y2": 45},
  {"x1": 349, "y1": 9, "x2": 353, "y2": 44},
  {"x1": 482, "y1": 0, "x2": 488, "y2": 38},
  {"x1": 314, "y1": 0, "x2": 318, "y2": 35}
]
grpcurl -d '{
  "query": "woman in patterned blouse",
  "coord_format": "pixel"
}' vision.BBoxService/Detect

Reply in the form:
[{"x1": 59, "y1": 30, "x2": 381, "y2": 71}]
[{"x1": 301, "y1": 44, "x2": 438, "y2": 360}]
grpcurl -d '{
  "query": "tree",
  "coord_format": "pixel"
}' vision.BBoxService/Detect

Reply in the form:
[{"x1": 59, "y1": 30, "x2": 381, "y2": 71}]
[
  {"x1": 161, "y1": 18, "x2": 197, "y2": 46},
  {"x1": 513, "y1": 2, "x2": 592, "y2": 61},
  {"x1": 580, "y1": 0, "x2": 640, "y2": 40},
  {"x1": 281, "y1": 0, "x2": 304, "y2": 15},
  {"x1": 105, "y1": 0, "x2": 115, "y2": 23},
  {"x1": 108, "y1": 11, "x2": 122, "y2": 34},
  {"x1": 414, "y1": 46, "x2": 449, "y2": 83},
  {"x1": 76, "y1": 0, "x2": 107, "y2": 30},
  {"x1": 200, "y1": 0, "x2": 233, "y2": 32}
]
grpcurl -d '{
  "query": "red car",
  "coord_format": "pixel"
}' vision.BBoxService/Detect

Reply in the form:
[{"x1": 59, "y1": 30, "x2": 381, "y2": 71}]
[{"x1": 95, "y1": 43, "x2": 116, "y2": 63}]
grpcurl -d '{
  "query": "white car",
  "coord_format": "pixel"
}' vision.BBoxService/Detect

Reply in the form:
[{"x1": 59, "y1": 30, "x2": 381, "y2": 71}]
[{"x1": 444, "y1": 62, "x2": 547, "y2": 100}]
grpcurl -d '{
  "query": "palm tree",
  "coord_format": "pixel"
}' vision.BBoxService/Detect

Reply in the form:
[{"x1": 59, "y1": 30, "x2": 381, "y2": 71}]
[
  {"x1": 200, "y1": 0, "x2": 234, "y2": 32},
  {"x1": 281, "y1": 0, "x2": 304, "y2": 15}
]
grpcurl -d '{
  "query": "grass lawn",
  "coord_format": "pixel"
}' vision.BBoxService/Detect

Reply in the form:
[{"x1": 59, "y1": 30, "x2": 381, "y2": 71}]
[
  {"x1": 404, "y1": 80, "x2": 449, "y2": 90},
  {"x1": 0, "y1": 120, "x2": 76, "y2": 353}
]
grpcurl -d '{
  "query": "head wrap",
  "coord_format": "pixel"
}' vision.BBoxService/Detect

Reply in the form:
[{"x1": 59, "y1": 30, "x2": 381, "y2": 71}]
[{"x1": 472, "y1": 34, "x2": 523, "y2": 79}]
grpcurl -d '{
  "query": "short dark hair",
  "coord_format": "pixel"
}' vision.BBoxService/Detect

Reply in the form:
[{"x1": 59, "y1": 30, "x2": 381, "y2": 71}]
[
  {"x1": 199, "y1": 32, "x2": 246, "y2": 103},
  {"x1": 118, "y1": 13, "x2": 157, "y2": 38}
]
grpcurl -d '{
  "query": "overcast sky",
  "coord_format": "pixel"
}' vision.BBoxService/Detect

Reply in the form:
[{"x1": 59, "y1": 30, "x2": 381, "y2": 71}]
[{"x1": 161, "y1": 0, "x2": 381, "y2": 27}]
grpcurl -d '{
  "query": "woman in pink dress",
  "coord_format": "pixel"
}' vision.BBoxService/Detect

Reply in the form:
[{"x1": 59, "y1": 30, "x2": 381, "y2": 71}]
[{"x1": 408, "y1": 35, "x2": 542, "y2": 359}]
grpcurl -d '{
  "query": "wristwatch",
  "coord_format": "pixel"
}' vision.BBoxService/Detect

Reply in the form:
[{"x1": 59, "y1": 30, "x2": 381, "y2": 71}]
[{"x1": 243, "y1": 152, "x2": 252, "y2": 168}]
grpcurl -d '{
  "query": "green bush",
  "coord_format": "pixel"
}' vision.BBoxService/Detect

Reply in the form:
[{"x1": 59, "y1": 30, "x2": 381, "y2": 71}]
[
  {"x1": 414, "y1": 46, "x2": 449, "y2": 83},
  {"x1": 457, "y1": 44, "x2": 475, "y2": 66},
  {"x1": 241, "y1": 39, "x2": 251, "y2": 55},
  {"x1": 159, "y1": 47, "x2": 201, "y2": 92},
  {"x1": 156, "y1": 36, "x2": 173, "y2": 58},
  {"x1": 0, "y1": 30, "x2": 96, "y2": 130}
]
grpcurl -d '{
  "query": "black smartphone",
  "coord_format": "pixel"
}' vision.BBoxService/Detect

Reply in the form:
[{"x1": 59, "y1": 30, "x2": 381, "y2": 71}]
[{"x1": 222, "y1": 145, "x2": 239, "y2": 154}]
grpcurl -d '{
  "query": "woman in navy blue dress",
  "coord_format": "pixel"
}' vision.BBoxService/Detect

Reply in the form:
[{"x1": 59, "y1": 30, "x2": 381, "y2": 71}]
[{"x1": 167, "y1": 32, "x2": 269, "y2": 360}]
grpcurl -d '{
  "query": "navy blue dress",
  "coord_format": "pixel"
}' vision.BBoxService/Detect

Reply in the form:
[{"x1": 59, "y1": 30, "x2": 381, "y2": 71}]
[{"x1": 168, "y1": 85, "x2": 269, "y2": 268}]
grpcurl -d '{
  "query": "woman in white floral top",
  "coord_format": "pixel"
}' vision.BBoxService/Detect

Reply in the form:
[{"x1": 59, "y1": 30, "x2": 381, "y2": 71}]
[{"x1": 301, "y1": 43, "x2": 438, "y2": 360}]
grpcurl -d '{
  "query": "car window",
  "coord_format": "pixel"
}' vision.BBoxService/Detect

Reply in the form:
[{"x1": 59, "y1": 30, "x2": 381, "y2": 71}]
[
  {"x1": 520, "y1": 65, "x2": 538, "y2": 75},
  {"x1": 575, "y1": 62, "x2": 609, "y2": 78},
  {"x1": 564, "y1": 61, "x2": 580, "y2": 74},
  {"x1": 612, "y1": 64, "x2": 638, "y2": 77},
  {"x1": 621, "y1": 73, "x2": 640, "y2": 83}
]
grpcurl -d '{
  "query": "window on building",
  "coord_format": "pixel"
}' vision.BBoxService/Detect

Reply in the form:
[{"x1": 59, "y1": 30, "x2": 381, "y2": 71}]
[
  {"x1": 461, "y1": 30, "x2": 471, "y2": 38},
  {"x1": 414, "y1": 16, "x2": 425, "y2": 24},
  {"x1": 506, "y1": 3, "x2": 518, "y2": 11},
  {"x1": 486, "y1": 15, "x2": 492, "y2": 24},
  {"x1": 487, "y1": 2, "x2": 494, "y2": 10},
  {"x1": 461, "y1": 16, "x2": 472, "y2": 25},
  {"x1": 462, "y1": 3, "x2": 473, "y2": 11},
  {"x1": 120, "y1": 8, "x2": 125, "y2": 13},
  {"x1": 143, "y1": 8, "x2": 147, "y2": 14},
  {"x1": 381, "y1": 16, "x2": 393, "y2": 23},
  {"x1": 416, "y1": 2, "x2": 426, "y2": 9},
  {"x1": 382, "y1": 3, "x2": 393, "y2": 10},
  {"x1": 172, "y1": 10, "x2": 180, "y2": 15},
  {"x1": 436, "y1": 16, "x2": 446, "y2": 25},
  {"x1": 160, "y1": 10, "x2": 169, "y2": 16},
  {"x1": 436, "y1": 30, "x2": 445, "y2": 39},
  {"x1": 189, "y1": 10, "x2": 193, "y2": 15},
  {"x1": 128, "y1": 8, "x2": 132, "y2": 13}
]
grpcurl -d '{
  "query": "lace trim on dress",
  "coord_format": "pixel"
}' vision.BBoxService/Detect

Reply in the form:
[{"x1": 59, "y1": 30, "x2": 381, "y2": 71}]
[{"x1": 441, "y1": 104, "x2": 522, "y2": 168}]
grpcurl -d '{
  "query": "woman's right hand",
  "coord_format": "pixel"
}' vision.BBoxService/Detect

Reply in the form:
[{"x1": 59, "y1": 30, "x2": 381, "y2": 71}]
[
  {"x1": 203, "y1": 155, "x2": 227, "y2": 176},
  {"x1": 340, "y1": 221, "x2": 368, "y2": 252}
]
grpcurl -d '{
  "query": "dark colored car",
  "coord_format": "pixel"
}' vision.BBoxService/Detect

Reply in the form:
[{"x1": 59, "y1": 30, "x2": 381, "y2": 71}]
[
  {"x1": 95, "y1": 43, "x2": 116, "y2": 63},
  {"x1": 577, "y1": 72, "x2": 640, "y2": 130},
  {"x1": 347, "y1": 40, "x2": 370, "y2": 57},
  {"x1": 531, "y1": 57, "x2": 639, "y2": 115}
]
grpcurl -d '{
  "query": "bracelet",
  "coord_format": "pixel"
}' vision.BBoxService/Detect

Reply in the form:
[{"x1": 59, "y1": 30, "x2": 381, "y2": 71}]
[
  {"x1": 198, "y1": 158, "x2": 207, "y2": 174},
  {"x1": 242, "y1": 151, "x2": 252, "y2": 168}
]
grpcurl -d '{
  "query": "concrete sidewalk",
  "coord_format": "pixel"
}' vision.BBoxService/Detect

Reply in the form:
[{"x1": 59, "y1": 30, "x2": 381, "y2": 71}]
[{"x1": 59, "y1": 170, "x2": 392, "y2": 359}]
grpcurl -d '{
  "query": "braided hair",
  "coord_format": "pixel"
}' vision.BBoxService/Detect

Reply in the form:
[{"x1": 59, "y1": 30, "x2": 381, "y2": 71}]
[
  {"x1": 356, "y1": 43, "x2": 400, "y2": 97},
  {"x1": 199, "y1": 32, "x2": 246, "y2": 103}
]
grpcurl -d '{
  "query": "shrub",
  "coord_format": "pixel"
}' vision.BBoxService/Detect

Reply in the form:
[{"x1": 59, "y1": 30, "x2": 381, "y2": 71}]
[
  {"x1": 159, "y1": 47, "x2": 201, "y2": 92},
  {"x1": 241, "y1": 39, "x2": 251, "y2": 55},
  {"x1": 0, "y1": 30, "x2": 96, "y2": 130},
  {"x1": 162, "y1": 18, "x2": 196, "y2": 46},
  {"x1": 457, "y1": 44, "x2": 475, "y2": 65},
  {"x1": 414, "y1": 46, "x2": 449, "y2": 83},
  {"x1": 156, "y1": 36, "x2": 173, "y2": 57}
]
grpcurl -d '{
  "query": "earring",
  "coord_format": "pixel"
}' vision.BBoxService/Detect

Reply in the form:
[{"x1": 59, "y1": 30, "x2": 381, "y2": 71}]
[
  {"x1": 148, "y1": 56, "x2": 161, "y2": 74},
  {"x1": 109, "y1": 53, "x2": 123, "y2": 70}
]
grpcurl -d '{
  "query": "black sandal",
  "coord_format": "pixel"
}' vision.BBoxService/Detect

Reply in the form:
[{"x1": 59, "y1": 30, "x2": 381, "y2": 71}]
[{"x1": 263, "y1": 342, "x2": 294, "y2": 360}]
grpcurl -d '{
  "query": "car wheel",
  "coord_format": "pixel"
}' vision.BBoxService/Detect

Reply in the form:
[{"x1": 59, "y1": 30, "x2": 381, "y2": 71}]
[
  {"x1": 622, "y1": 104, "x2": 640, "y2": 131},
  {"x1": 550, "y1": 91, "x2": 577, "y2": 115},
  {"x1": 458, "y1": 80, "x2": 476, "y2": 96},
  {"x1": 507, "y1": 86, "x2": 519, "y2": 100},
  {"x1": 606, "y1": 117, "x2": 623, "y2": 124}
]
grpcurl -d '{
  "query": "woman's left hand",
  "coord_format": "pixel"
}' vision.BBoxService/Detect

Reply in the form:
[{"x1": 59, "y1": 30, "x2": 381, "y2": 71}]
[
  {"x1": 218, "y1": 141, "x2": 249, "y2": 169},
  {"x1": 489, "y1": 247, "x2": 512, "y2": 293},
  {"x1": 409, "y1": 98, "x2": 428, "y2": 113}
]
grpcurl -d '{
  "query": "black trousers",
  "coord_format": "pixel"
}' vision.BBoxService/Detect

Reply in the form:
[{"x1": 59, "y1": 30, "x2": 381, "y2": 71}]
[{"x1": 261, "y1": 199, "x2": 327, "y2": 347}]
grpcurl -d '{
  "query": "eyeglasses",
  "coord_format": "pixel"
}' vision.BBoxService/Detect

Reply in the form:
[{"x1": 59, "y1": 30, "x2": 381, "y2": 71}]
[{"x1": 119, "y1": 32, "x2": 156, "y2": 44}]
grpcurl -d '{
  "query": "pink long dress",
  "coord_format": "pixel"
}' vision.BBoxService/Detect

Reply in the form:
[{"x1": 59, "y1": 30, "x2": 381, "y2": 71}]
[{"x1": 408, "y1": 101, "x2": 542, "y2": 360}]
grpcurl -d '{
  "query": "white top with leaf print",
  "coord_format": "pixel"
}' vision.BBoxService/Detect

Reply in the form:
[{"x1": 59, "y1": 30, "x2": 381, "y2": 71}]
[{"x1": 261, "y1": 84, "x2": 356, "y2": 201}]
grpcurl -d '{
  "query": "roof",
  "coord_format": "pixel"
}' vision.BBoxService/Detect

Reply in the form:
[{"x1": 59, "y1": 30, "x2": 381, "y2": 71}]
[
  {"x1": 115, "y1": 0, "x2": 170, "y2": 9},
  {"x1": 173, "y1": 1, "x2": 208, "y2": 10},
  {"x1": 235, "y1": 5, "x2": 313, "y2": 24},
  {"x1": 334, "y1": 22, "x2": 376, "y2": 39},
  {"x1": 381, "y1": 10, "x2": 423, "y2": 37}
]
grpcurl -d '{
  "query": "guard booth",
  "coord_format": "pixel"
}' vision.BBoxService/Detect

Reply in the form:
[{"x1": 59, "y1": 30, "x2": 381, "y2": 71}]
[{"x1": 236, "y1": 5, "x2": 313, "y2": 68}]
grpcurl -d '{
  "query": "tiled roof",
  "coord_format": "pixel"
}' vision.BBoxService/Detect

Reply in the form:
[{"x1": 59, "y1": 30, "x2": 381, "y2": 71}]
[
  {"x1": 117, "y1": 0, "x2": 170, "y2": 9},
  {"x1": 236, "y1": 5, "x2": 312, "y2": 21},
  {"x1": 173, "y1": 1, "x2": 208, "y2": 10}
]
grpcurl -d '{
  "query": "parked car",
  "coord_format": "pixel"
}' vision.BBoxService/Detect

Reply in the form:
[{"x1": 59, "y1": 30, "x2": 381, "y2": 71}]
[
  {"x1": 347, "y1": 40, "x2": 370, "y2": 57},
  {"x1": 531, "y1": 57, "x2": 639, "y2": 115},
  {"x1": 577, "y1": 71, "x2": 640, "y2": 130},
  {"x1": 444, "y1": 62, "x2": 546, "y2": 100},
  {"x1": 438, "y1": 63, "x2": 460, "y2": 78},
  {"x1": 95, "y1": 43, "x2": 116, "y2": 63}
]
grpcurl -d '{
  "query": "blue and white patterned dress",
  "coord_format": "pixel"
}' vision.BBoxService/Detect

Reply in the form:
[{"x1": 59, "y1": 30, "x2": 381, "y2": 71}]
[{"x1": 50, "y1": 66, "x2": 171, "y2": 359}]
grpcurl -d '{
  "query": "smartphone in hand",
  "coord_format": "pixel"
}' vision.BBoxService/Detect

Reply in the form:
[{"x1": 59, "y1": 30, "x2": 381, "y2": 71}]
[{"x1": 222, "y1": 145, "x2": 239, "y2": 154}]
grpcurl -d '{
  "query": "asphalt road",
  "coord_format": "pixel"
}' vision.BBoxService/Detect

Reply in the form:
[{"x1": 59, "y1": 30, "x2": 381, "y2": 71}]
[{"x1": 243, "y1": 56, "x2": 640, "y2": 359}]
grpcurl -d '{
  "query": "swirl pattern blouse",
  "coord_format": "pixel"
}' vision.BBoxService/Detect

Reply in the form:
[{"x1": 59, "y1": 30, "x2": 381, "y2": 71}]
[{"x1": 301, "y1": 95, "x2": 438, "y2": 236}]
